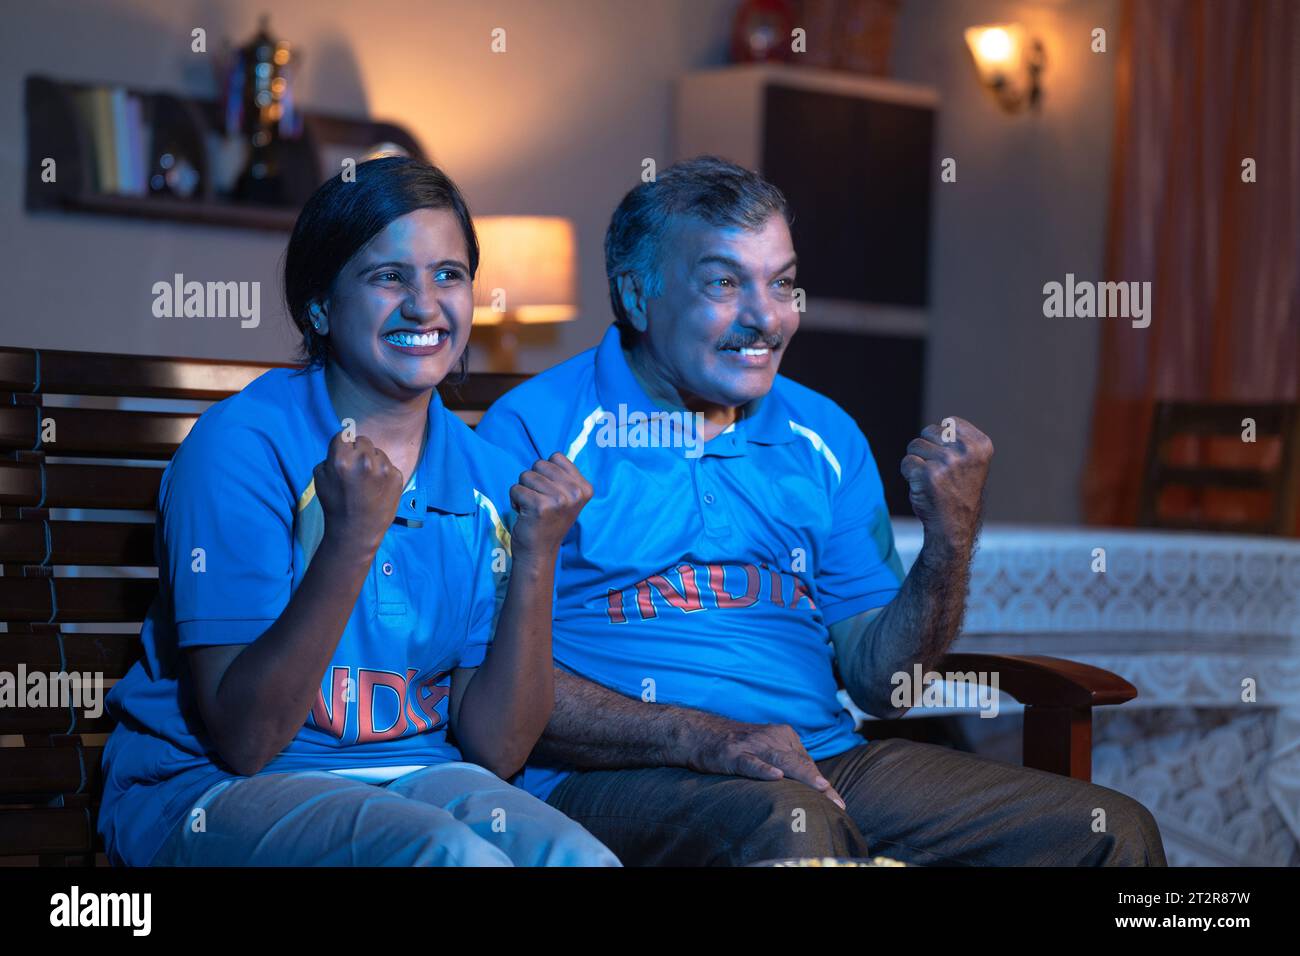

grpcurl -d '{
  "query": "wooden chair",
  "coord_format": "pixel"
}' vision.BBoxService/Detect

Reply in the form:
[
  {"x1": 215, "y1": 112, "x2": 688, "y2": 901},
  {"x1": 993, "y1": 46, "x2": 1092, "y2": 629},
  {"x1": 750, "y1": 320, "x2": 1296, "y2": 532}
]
[
  {"x1": 0, "y1": 345, "x2": 1136, "y2": 866},
  {"x1": 1138, "y1": 400, "x2": 1300, "y2": 535}
]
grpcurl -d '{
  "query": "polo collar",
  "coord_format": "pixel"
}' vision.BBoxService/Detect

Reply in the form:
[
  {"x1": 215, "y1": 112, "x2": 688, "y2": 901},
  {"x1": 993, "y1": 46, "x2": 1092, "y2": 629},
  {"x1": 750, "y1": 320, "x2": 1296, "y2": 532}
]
[
  {"x1": 592, "y1": 324, "x2": 799, "y2": 455},
  {"x1": 301, "y1": 364, "x2": 476, "y2": 519}
]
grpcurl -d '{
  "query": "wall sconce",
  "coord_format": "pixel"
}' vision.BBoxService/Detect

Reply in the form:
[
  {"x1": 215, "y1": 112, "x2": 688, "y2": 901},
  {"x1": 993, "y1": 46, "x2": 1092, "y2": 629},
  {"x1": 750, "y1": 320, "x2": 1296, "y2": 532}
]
[
  {"x1": 472, "y1": 216, "x2": 578, "y2": 372},
  {"x1": 964, "y1": 24, "x2": 1045, "y2": 112}
]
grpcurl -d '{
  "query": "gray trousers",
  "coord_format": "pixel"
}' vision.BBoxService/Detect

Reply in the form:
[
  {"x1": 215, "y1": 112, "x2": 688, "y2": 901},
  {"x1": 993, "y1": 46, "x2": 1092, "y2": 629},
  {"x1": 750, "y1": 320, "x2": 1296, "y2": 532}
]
[{"x1": 546, "y1": 738, "x2": 1167, "y2": 866}]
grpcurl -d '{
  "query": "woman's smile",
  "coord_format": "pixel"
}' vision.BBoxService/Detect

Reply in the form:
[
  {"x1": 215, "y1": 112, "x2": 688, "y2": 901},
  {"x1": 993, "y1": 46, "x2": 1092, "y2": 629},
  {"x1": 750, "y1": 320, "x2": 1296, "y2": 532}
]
[{"x1": 381, "y1": 326, "x2": 451, "y2": 356}]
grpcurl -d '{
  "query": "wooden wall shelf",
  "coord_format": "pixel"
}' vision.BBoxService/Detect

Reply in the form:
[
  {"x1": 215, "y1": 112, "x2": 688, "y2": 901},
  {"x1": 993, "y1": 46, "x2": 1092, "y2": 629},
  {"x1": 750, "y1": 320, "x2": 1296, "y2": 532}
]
[
  {"x1": 24, "y1": 74, "x2": 426, "y2": 233},
  {"x1": 57, "y1": 192, "x2": 299, "y2": 232}
]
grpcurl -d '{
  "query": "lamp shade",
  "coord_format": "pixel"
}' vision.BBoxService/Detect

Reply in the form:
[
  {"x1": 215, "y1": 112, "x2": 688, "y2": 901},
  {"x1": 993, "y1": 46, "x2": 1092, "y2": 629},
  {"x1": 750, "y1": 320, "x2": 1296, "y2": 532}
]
[
  {"x1": 964, "y1": 23, "x2": 1027, "y2": 89},
  {"x1": 472, "y1": 216, "x2": 577, "y2": 325}
]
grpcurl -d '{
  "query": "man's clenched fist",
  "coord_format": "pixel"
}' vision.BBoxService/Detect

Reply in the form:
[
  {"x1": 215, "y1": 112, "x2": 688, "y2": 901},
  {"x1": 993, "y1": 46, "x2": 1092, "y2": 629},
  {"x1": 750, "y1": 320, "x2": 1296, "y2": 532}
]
[{"x1": 900, "y1": 417, "x2": 993, "y2": 555}]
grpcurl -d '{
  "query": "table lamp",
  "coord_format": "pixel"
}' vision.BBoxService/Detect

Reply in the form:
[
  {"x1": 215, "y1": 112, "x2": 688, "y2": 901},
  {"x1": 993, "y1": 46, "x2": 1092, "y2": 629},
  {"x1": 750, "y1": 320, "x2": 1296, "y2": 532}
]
[{"x1": 472, "y1": 216, "x2": 577, "y2": 372}]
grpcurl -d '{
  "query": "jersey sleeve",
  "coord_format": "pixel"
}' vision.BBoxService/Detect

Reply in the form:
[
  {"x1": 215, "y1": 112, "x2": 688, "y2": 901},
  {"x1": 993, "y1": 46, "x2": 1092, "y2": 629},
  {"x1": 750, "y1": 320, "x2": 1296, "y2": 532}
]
[
  {"x1": 158, "y1": 417, "x2": 296, "y2": 648},
  {"x1": 476, "y1": 397, "x2": 545, "y2": 470},
  {"x1": 815, "y1": 423, "x2": 905, "y2": 626}
]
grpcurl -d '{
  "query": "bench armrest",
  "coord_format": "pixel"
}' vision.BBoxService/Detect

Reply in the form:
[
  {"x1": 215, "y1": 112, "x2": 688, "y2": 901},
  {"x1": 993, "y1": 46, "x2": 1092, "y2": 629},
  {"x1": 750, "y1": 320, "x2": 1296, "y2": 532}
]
[{"x1": 938, "y1": 652, "x2": 1137, "y2": 708}]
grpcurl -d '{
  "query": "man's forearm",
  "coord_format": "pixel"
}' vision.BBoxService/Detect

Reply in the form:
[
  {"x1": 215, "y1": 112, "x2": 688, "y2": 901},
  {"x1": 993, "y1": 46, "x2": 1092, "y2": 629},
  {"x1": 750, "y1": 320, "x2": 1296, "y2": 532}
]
[
  {"x1": 531, "y1": 668, "x2": 722, "y2": 769},
  {"x1": 843, "y1": 536, "x2": 975, "y2": 717}
]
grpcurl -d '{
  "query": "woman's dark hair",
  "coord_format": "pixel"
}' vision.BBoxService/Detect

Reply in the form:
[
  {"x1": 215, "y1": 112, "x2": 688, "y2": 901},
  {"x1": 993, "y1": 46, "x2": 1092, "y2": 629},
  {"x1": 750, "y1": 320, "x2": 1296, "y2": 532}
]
[{"x1": 283, "y1": 156, "x2": 479, "y2": 381}]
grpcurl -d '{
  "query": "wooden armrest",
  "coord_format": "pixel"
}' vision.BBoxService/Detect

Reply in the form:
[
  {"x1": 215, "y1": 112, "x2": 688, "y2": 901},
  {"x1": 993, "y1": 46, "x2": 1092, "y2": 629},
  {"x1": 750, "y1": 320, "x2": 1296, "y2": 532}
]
[
  {"x1": 928, "y1": 653, "x2": 1137, "y2": 781},
  {"x1": 937, "y1": 653, "x2": 1137, "y2": 709}
]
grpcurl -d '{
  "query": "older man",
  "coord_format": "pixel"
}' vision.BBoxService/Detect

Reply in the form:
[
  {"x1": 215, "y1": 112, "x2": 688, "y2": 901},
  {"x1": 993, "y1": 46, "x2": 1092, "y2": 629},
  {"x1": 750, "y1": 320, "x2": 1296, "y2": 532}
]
[{"x1": 477, "y1": 156, "x2": 1165, "y2": 866}]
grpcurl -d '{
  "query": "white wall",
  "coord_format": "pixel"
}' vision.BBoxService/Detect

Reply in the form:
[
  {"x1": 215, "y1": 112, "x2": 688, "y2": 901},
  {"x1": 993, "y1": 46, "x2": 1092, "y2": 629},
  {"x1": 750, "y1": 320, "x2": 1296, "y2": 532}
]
[{"x1": 892, "y1": 0, "x2": 1117, "y2": 523}]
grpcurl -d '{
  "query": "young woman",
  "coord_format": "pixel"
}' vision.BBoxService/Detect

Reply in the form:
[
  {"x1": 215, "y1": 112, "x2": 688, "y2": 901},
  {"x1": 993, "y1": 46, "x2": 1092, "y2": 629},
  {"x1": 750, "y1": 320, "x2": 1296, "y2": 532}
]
[{"x1": 98, "y1": 157, "x2": 617, "y2": 866}]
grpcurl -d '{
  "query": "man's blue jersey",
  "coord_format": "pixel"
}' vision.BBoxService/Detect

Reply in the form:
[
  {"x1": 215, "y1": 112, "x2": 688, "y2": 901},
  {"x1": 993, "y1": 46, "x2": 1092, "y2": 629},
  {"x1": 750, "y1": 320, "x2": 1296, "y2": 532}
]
[{"x1": 477, "y1": 325, "x2": 904, "y2": 801}]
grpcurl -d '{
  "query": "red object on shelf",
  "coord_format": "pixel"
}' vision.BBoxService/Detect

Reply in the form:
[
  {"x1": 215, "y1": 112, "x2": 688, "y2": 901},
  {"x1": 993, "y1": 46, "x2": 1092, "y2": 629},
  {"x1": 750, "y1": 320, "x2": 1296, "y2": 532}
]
[{"x1": 730, "y1": 0, "x2": 797, "y2": 63}]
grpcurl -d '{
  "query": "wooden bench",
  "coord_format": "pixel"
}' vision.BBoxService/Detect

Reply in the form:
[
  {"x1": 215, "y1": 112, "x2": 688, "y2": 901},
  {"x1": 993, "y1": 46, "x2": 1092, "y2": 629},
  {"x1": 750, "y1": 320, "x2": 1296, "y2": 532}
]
[{"x1": 0, "y1": 345, "x2": 1137, "y2": 866}]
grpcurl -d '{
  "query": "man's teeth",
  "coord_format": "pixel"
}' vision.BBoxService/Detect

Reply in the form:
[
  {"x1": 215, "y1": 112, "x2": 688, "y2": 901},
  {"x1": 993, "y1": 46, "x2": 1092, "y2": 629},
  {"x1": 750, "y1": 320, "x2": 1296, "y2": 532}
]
[
  {"x1": 738, "y1": 347, "x2": 770, "y2": 356},
  {"x1": 384, "y1": 330, "x2": 446, "y2": 347}
]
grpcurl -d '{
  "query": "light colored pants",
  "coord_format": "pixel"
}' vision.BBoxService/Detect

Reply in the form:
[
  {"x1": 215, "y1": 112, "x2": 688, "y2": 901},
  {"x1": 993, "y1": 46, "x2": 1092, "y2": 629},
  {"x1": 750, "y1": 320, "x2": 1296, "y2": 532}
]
[{"x1": 150, "y1": 762, "x2": 621, "y2": 866}]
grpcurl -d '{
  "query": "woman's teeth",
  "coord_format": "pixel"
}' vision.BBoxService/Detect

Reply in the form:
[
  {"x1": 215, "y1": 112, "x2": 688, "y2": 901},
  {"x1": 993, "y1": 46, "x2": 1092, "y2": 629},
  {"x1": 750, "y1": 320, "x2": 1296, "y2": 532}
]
[{"x1": 384, "y1": 330, "x2": 446, "y2": 347}]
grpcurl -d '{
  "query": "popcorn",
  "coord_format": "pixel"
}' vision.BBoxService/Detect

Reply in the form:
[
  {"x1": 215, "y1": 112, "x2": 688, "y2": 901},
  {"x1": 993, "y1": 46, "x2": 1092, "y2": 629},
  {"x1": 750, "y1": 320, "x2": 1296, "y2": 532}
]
[{"x1": 767, "y1": 855, "x2": 909, "y2": 867}]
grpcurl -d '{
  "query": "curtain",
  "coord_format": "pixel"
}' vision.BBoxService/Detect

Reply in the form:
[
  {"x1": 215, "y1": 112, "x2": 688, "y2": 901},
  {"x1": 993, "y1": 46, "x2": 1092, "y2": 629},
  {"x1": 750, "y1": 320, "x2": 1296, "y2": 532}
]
[{"x1": 1082, "y1": 0, "x2": 1300, "y2": 533}]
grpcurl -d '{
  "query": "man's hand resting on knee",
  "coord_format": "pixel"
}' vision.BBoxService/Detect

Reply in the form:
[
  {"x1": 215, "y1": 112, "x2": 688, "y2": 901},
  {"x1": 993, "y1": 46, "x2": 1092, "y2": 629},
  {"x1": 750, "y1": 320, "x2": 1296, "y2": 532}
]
[
  {"x1": 680, "y1": 717, "x2": 847, "y2": 810},
  {"x1": 533, "y1": 669, "x2": 846, "y2": 809}
]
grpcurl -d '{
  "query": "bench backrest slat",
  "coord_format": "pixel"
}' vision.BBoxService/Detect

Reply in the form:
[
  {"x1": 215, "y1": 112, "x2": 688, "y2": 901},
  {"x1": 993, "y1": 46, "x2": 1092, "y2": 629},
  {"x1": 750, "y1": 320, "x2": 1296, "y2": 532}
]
[
  {"x1": 0, "y1": 346, "x2": 282, "y2": 399},
  {"x1": 0, "y1": 631, "x2": 141, "y2": 675},
  {"x1": 0, "y1": 461, "x2": 163, "y2": 510},
  {"x1": 0, "y1": 519, "x2": 157, "y2": 566}
]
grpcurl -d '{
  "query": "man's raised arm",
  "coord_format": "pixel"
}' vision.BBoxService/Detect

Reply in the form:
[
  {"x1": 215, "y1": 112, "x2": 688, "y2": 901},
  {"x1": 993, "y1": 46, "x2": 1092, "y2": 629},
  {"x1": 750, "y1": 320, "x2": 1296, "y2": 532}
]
[{"x1": 831, "y1": 416, "x2": 993, "y2": 719}]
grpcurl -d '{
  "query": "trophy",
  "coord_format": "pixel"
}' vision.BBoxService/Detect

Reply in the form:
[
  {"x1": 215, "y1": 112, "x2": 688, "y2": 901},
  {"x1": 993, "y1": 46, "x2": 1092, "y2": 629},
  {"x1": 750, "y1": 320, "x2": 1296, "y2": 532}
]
[{"x1": 224, "y1": 15, "x2": 301, "y2": 204}]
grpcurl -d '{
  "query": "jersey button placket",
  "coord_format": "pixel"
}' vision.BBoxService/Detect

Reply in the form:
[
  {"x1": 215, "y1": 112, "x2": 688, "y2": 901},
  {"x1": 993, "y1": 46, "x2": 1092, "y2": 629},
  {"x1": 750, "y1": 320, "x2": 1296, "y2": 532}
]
[
  {"x1": 697, "y1": 458, "x2": 730, "y2": 537},
  {"x1": 375, "y1": 549, "x2": 406, "y2": 616}
]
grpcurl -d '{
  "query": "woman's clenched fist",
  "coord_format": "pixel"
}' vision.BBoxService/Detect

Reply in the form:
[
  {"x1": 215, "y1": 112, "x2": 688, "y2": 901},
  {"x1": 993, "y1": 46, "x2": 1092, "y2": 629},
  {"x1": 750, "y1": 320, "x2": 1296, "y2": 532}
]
[
  {"x1": 509, "y1": 453, "x2": 592, "y2": 557},
  {"x1": 313, "y1": 430, "x2": 406, "y2": 557}
]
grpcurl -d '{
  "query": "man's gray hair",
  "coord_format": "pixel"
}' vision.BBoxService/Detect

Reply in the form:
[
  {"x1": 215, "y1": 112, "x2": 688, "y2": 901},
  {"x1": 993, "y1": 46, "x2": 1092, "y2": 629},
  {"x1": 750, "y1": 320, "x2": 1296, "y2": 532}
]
[{"x1": 604, "y1": 156, "x2": 790, "y2": 335}]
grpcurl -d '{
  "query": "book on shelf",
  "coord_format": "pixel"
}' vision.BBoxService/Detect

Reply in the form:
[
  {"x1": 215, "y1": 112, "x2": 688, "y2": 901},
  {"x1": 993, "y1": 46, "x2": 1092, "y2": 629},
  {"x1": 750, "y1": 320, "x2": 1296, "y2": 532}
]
[
  {"x1": 125, "y1": 93, "x2": 147, "y2": 196},
  {"x1": 71, "y1": 84, "x2": 150, "y2": 197}
]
